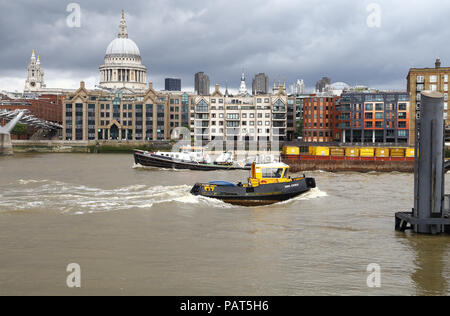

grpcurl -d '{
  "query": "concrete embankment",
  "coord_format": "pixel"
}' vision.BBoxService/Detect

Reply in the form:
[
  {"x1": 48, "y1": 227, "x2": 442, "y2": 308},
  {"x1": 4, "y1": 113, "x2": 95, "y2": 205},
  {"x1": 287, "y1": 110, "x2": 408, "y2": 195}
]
[
  {"x1": 11, "y1": 140, "x2": 172, "y2": 154},
  {"x1": 282, "y1": 156, "x2": 415, "y2": 173}
]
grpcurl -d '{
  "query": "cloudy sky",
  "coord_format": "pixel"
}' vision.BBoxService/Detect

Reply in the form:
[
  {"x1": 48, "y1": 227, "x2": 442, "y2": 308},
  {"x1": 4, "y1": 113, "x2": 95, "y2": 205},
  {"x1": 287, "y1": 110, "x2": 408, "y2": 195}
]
[{"x1": 0, "y1": 0, "x2": 449, "y2": 93}]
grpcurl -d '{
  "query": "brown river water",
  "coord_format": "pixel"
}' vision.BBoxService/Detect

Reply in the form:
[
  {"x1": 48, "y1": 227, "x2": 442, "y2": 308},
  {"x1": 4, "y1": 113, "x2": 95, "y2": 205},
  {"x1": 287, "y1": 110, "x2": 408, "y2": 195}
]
[{"x1": 0, "y1": 153, "x2": 449, "y2": 296}]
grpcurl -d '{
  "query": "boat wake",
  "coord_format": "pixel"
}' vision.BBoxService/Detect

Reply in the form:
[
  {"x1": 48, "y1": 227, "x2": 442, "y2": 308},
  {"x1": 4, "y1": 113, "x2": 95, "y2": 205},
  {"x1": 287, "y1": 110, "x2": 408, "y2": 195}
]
[
  {"x1": 0, "y1": 179, "x2": 235, "y2": 215},
  {"x1": 0, "y1": 180, "x2": 328, "y2": 214}
]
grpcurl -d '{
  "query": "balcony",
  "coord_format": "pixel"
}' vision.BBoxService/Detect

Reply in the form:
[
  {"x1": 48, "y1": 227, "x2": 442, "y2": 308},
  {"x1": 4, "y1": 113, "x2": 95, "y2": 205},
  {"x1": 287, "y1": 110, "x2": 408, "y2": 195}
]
[{"x1": 273, "y1": 114, "x2": 286, "y2": 120}]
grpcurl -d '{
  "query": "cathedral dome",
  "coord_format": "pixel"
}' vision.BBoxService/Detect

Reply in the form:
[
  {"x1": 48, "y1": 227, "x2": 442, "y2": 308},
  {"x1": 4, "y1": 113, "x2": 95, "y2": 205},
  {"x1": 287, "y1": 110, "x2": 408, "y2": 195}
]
[
  {"x1": 99, "y1": 11, "x2": 147, "y2": 92},
  {"x1": 106, "y1": 37, "x2": 140, "y2": 57}
]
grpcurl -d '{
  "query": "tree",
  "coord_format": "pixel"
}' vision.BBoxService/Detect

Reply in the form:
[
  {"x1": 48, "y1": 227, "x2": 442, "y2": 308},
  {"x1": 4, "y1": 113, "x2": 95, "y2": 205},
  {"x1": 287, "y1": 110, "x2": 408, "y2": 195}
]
[{"x1": 11, "y1": 123, "x2": 29, "y2": 140}]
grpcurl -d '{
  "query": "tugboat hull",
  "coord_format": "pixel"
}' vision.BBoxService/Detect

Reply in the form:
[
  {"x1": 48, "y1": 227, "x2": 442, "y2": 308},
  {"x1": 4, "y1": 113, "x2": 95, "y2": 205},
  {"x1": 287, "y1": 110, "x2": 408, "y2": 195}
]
[{"x1": 190, "y1": 178, "x2": 316, "y2": 206}]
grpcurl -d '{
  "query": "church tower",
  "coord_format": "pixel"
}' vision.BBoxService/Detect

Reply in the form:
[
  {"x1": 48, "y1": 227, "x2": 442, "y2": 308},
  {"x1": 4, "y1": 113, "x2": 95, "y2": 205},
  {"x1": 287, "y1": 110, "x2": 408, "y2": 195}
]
[
  {"x1": 24, "y1": 50, "x2": 46, "y2": 92},
  {"x1": 238, "y1": 71, "x2": 248, "y2": 95}
]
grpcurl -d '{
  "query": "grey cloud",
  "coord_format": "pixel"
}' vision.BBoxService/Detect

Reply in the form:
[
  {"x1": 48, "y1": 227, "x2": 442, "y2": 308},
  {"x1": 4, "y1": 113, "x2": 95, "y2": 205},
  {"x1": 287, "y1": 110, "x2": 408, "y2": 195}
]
[{"x1": 0, "y1": 0, "x2": 449, "y2": 91}]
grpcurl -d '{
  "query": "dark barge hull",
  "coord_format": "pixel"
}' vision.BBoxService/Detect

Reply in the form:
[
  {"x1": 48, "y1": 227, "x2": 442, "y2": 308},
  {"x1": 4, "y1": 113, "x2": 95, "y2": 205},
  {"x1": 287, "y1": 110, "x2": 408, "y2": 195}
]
[
  {"x1": 191, "y1": 178, "x2": 316, "y2": 206},
  {"x1": 134, "y1": 150, "x2": 250, "y2": 171}
]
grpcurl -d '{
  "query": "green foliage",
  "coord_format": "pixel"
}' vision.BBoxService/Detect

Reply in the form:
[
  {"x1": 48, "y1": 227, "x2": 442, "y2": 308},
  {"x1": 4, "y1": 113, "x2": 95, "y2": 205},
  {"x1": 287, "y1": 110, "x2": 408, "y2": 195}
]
[
  {"x1": 88, "y1": 144, "x2": 172, "y2": 154},
  {"x1": 446, "y1": 148, "x2": 450, "y2": 158},
  {"x1": 11, "y1": 123, "x2": 28, "y2": 136}
]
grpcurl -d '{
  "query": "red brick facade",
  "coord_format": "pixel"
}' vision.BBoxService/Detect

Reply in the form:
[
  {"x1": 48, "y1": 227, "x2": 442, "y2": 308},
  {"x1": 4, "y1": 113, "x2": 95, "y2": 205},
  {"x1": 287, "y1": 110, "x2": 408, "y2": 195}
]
[
  {"x1": 0, "y1": 94, "x2": 64, "y2": 139},
  {"x1": 302, "y1": 95, "x2": 340, "y2": 142}
]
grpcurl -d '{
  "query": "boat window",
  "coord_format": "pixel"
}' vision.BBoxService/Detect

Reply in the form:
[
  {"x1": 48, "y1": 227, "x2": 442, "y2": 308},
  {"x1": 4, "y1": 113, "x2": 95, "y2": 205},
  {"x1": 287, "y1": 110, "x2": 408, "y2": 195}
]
[{"x1": 262, "y1": 168, "x2": 284, "y2": 179}]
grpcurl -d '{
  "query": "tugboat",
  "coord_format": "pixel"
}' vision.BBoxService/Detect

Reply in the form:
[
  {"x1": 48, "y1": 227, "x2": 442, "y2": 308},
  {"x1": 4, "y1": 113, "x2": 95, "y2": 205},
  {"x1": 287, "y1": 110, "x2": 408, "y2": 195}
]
[{"x1": 190, "y1": 162, "x2": 316, "y2": 206}]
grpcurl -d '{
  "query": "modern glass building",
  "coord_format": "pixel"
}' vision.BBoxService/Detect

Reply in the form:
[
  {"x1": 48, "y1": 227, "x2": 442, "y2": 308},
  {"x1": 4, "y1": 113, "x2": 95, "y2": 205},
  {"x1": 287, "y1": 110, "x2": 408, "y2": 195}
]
[
  {"x1": 336, "y1": 92, "x2": 410, "y2": 144},
  {"x1": 165, "y1": 78, "x2": 181, "y2": 91}
]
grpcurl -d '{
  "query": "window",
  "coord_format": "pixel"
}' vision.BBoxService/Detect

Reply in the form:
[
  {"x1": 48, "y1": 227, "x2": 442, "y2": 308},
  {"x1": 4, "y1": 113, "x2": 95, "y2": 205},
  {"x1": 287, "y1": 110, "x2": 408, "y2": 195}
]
[
  {"x1": 399, "y1": 103, "x2": 407, "y2": 111},
  {"x1": 375, "y1": 112, "x2": 384, "y2": 119},
  {"x1": 365, "y1": 104, "x2": 373, "y2": 111},
  {"x1": 430, "y1": 84, "x2": 437, "y2": 91},
  {"x1": 226, "y1": 113, "x2": 240, "y2": 120},
  {"x1": 196, "y1": 100, "x2": 209, "y2": 112},
  {"x1": 445, "y1": 75, "x2": 449, "y2": 83},
  {"x1": 398, "y1": 112, "x2": 407, "y2": 119},
  {"x1": 365, "y1": 113, "x2": 373, "y2": 119},
  {"x1": 398, "y1": 121, "x2": 407, "y2": 128},
  {"x1": 375, "y1": 103, "x2": 384, "y2": 111},
  {"x1": 430, "y1": 75, "x2": 437, "y2": 83},
  {"x1": 416, "y1": 75, "x2": 424, "y2": 83},
  {"x1": 365, "y1": 121, "x2": 373, "y2": 128},
  {"x1": 375, "y1": 121, "x2": 383, "y2": 128},
  {"x1": 261, "y1": 168, "x2": 284, "y2": 179},
  {"x1": 398, "y1": 130, "x2": 407, "y2": 137}
]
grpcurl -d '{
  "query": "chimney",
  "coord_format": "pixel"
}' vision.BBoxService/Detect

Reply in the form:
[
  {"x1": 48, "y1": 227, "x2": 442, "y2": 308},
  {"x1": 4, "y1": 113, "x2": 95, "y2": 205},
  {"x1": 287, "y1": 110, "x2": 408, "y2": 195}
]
[
  {"x1": 435, "y1": 58, "x2": 441, "y2": 69},
  {"x1": 149, "y1": 82, "x2": 153, "y2": 89},
  {"x1": 80, "y1": 81, "x2": 85, "y2": 89}
]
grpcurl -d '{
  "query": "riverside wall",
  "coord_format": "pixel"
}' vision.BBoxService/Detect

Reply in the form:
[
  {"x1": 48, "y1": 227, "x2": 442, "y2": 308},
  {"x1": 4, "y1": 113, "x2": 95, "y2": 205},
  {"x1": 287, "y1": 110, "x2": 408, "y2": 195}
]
[{"x1": 11, "y1": 140, "x2": 172, "y2": 153}]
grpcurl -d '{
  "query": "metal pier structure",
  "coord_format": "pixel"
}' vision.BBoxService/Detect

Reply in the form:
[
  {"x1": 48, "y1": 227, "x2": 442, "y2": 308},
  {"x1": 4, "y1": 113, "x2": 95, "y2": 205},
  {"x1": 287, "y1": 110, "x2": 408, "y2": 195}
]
[
  {"x1": 0, "y1": 109, "x2": 62, "y2": 155},
  {"x1": 395, "y1": 91, "x2": 450, "y2": 235}
]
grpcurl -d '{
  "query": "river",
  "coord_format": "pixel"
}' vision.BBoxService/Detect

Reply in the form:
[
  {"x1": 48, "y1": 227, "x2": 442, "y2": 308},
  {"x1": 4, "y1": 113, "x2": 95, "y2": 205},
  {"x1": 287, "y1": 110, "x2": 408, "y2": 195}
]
[{"x1": 0, "y1": 153, "x2": 449, "y2": 295}]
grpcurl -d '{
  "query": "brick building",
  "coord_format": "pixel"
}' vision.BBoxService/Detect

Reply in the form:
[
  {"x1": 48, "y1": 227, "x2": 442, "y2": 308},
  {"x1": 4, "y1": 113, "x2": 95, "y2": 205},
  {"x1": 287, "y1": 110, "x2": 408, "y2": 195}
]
[
  {"x1": 407, "y1": 58, "x2": 450, "y2": 145},
  {"x1": 302, "y1": 94, "x2": 339, "y2": 142}
]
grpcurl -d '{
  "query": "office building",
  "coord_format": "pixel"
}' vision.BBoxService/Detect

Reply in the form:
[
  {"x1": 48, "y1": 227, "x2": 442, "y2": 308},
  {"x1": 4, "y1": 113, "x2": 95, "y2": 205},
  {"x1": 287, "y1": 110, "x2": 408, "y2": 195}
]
[
  {"x1": 62, "y1": 82, "x2": 194, "y2": 141},
  {"x1": 336, "y1": 92, "x2": 410, "y2": 144},
  {"x1": 195, "y1": 72, "x2": 210, "y2": 96},
  {"x1": 302, "y1": 94, "x2": 339, "y2": 143},
  {"x1": 315, "y1": 77, "x2": 331, "y2": 93},
  {"x1": 406, "y1": 58, "x2": 450, "y2": 145},
  {"x1": 165, "y1": 78, "x2": 181, "y2": 91},
  {"x1": 252, "y1": 73, "x2": 269, "y2": 95}
]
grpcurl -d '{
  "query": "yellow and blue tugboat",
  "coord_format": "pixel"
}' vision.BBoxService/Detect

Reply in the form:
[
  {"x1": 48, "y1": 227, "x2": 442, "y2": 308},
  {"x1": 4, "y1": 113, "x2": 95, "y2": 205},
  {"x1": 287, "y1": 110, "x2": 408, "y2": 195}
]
[{"x1": 190, "y1": 163, "x2": 316, "y2": 206}]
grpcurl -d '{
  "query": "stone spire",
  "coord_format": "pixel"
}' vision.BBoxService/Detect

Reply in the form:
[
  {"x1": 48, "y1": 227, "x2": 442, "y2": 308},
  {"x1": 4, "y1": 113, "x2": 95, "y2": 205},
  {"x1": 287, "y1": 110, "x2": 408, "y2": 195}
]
[
  {"x1": 225, "y1": 81, "x2": 229, "y2": 97},
  {"x1": 31, "y1": 50, "x2": 36, "y2": 61},
  {"x1": 239, "y1": 70, "x2": 247, "y2": 94},
  {"x1": 118, "y1": 10, "x2": 128, "y2": 38},
  {"x1": 36, "y1": 55, "x2": 40, "y2": 65}
]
